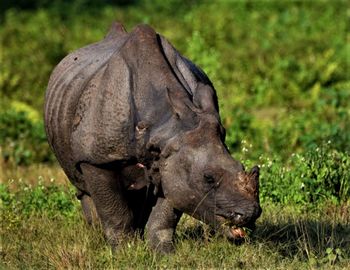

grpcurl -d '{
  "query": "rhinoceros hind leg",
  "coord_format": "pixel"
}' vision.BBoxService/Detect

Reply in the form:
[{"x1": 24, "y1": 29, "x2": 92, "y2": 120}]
[
  {"x1": 146, "y1": 198, "x2": 182, "y2": 253},
  {"x1": 80, "y1": 163, "x2": 134, "y2": 247}
]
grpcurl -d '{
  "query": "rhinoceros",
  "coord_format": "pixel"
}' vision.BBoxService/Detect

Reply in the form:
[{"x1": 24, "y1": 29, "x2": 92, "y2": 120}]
[{"x1": 44, "y1": 22, "x2": 262, "y2": 253}]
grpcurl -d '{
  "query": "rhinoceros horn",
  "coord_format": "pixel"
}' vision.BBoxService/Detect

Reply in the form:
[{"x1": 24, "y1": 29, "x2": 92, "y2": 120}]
[{"x1": 237, "y1": 166, "x2": 260, "y2": 199}]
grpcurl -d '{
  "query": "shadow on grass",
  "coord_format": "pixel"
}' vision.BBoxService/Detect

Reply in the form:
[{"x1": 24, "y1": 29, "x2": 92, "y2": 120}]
[
  {"x1": 178, "y1": 219, "x2": 350, "y2": 260},
  {"x1": 255, "y1": 220, "x2": 350, "y2": 259}
]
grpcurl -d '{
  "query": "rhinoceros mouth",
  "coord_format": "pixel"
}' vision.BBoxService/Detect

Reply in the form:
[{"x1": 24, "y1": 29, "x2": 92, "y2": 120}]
[
  {"x1": 225, "y1": 225, "x2": 249, "y2": 240},
  {"x1": 215, "y1": 215, "x2": 251, "y2": 240}
]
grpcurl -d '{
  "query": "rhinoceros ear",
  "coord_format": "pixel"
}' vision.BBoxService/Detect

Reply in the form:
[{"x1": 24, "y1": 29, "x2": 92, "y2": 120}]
[
  {"x1": 166, "y1": 87, "x2": 199, "y2": 123},
  {"x1": 193, "y1": 83, "x2": 219, "y2": 114},
  {"x1": 175, "y1": 55, "x2": 218, "y2": 114}
]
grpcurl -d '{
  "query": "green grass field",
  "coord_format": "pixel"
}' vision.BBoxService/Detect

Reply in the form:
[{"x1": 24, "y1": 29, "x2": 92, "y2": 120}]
[
  {"x1": 1, "y1": 165, "x2": 349, "y2": 269},
  {"x1": 0, "y1": 0, "x2": 349, "y2": 268}
]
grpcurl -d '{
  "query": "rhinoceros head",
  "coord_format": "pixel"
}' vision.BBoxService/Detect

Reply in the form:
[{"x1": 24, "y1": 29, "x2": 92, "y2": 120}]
[{"x1": 156, "y1": 82, "x2": 262, "y2": 238}]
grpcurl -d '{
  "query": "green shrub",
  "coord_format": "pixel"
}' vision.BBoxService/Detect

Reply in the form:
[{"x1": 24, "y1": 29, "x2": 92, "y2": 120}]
[
  {"x1": 0, "y1": 109, "x2": 54, "y2": 165},
  {"x1": 0, "y1": 9, "x2": 65, "y2": 109},
  {"x1": 259, "y1": 143, "x2": 350, "y2": 206},
  {"x1": 0, "y1": 179, "x2": 78, "y2": 218}
]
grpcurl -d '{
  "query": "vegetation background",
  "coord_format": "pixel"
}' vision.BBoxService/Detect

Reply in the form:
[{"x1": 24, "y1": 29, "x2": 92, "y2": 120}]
[{"x1": 0, "y1": 0, "x2": 349, "y2": 268}]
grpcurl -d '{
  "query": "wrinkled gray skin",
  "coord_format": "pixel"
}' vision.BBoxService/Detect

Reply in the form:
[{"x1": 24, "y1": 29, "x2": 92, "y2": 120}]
[{"x1": 44, "y1": 23, "x2": 262, "y2": 253}]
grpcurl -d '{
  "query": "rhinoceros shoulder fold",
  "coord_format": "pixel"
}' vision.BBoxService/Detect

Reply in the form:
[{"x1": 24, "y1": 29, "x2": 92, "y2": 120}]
[{"x1": 71, "y1": 52, "x2": 136, "y2": 164}]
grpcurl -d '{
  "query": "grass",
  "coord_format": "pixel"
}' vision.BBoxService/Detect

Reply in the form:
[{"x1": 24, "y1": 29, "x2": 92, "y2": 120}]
[
  {"x1": 0, "y1": 1, "x2": 349, "y2": 268},
  {"x1": 0, "y1": 162, "x2": 67, "y2": 187},
  {"x1": 1, "y1": 165, "x2": 349, "y2": 269}
]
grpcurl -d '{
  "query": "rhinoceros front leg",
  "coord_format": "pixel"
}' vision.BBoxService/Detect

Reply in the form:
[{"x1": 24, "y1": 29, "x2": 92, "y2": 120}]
[
  {"x1": 146, "y1": 198, "x2": 182, "y2": 253},
  {"x1": 79, "y1": 193, "x2": 98, "y2": 225},
  {"x1": 80, "y1": 163, "x2": 134, "y2": 247}
]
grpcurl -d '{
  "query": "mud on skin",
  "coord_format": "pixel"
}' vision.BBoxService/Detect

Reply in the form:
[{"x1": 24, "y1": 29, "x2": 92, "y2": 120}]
[{"x1": 44, "y1": 22, "x2": 262, "y2": 253}]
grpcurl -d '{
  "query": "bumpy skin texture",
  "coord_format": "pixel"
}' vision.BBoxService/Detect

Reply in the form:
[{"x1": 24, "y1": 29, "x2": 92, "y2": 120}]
[{"x1": 44, "y1": 23, "x2": 262, "y2": 253}]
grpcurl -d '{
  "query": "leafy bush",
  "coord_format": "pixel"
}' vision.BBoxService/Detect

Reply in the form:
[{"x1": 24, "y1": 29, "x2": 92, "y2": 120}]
[
  {"x1": 0, "y1": 9, "x2": 64, "y2": 109},
  {"x1": 0, "y1": 109, "x2": 54, "y2": 165},
  {"x1": 259, "y1": 143, "x2": 350, "y2": 206},
  {"x1": 0, "y1": 179, "x2": 78, "y2": 218}
]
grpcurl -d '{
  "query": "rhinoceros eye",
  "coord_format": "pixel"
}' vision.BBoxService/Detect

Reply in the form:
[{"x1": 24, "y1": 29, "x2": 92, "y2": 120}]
[{"x1": 204, "y1": 173, "x2": 215, "y2": 184}]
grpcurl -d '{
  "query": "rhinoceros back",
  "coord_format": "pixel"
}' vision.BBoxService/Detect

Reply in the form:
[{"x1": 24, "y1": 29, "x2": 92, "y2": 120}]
[{"x1": 44, "y1": 24, "x2": 137, "y2": 189}]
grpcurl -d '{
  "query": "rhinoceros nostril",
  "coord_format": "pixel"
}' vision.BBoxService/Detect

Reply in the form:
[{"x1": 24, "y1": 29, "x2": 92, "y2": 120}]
[
  {"x1": 229, "y1": 212, "x2": 244, "y2": 222},
  {"x1": 235, "y1": 213, "x2": 243, "y2": 221}
]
